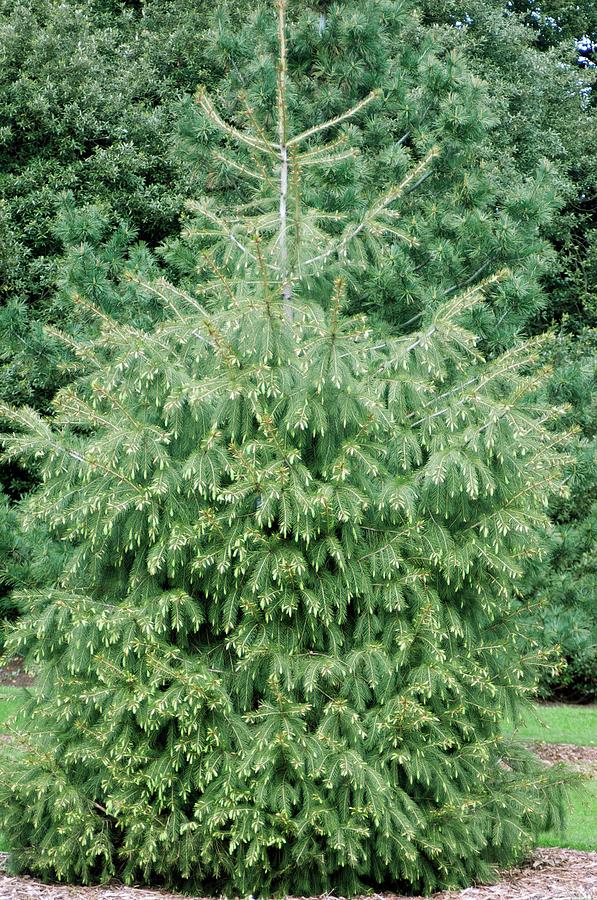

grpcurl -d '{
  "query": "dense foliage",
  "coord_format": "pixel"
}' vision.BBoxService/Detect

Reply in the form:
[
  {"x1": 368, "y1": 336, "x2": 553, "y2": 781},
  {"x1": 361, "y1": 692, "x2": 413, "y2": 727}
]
[
  {"x1": 0, "y1": 0, "x2": 222, "y2": 411},
  {"x1": 0, "y1": 489, "x2": 25, "y2": 624},
  {"x1": 0, "y1": 281, "x2": 567, "y2": 895},
  {"x1": 523, "y1": 332, "x2": 597, "y2": 701},
  {"x1": 415, "y1": 0, "x2": 596, "y2": 698},
  {"x1": 3, "y1": 0, "x2": 594, "y2": 417},
  {"x1": 0, "y1": 487, "x2": 66, "y2": 632},
  {"x1": 0, "y1": 4, "x2": 568, "y2": 891},
  {"x1": 173, "y1": 0, "x2": 561, "y2": 348},
  {"x1": 419, "y1": 0, "x2": 596, "y2": 334}
]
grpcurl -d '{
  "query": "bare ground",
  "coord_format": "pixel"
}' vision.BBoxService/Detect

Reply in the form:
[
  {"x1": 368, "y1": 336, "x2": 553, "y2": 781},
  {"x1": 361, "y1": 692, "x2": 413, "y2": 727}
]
[{"x1": 0, "y1": 850, "x2": 595, "y2": 900}]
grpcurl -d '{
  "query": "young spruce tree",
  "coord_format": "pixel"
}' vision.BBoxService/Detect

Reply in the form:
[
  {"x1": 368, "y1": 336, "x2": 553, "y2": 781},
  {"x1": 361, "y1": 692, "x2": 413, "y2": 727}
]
[{"x1": 0, "y1": 1, "x2": 567, "y2": 894}]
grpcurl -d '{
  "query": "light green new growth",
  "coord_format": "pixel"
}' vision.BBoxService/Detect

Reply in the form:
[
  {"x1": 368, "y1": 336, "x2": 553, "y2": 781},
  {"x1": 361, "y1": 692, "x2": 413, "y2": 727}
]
[{"x1": 0, "y1": 1, "x2": 570, "y2": 895}]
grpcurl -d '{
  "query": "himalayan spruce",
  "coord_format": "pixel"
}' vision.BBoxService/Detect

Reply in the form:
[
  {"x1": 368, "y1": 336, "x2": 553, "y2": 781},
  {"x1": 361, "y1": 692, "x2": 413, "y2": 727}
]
[{"x1": 0, "y1": 1, "x2": 568, "y2": 894}]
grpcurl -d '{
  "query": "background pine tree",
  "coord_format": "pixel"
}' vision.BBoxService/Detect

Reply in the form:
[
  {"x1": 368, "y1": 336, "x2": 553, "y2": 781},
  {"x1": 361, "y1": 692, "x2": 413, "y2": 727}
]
[
  {"x1": 417, "y1": 0, "x2": 596, "y2": 336},
  {"x1": 172, "y1": 0, "x2": 560, "y2": 346},
  {"x1": 521, "y1": 330, "x2": 597, "y2": 701},
  {"x1": 0, "y1": 3, "x2": 568, "y2": 894},
  {"x1": 1, "y1": 0, "x2": 570, "y2": 424}
]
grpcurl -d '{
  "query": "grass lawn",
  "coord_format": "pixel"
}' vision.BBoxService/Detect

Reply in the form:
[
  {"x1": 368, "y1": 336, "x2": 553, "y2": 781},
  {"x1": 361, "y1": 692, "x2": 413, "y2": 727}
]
[
  {"x1": 0, "y1": 686, "x2": 27, "y2": 727},
  {"x1": 508, "y1": 703, "x2": 597, "y2": 747},
  {"x1": 504, "y1": 702, "x2": 597, "y2": 852},
  {"x1": 0, "y1": 687, "x2": 27, "y2": 853},
  {"x1": 539, "y1": 778, "x2": 597, "y2": 853}
]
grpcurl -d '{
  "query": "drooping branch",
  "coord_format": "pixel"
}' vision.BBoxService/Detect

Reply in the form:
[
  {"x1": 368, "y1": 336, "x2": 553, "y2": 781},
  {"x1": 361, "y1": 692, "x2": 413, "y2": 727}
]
[
  {"x1": 185, "y1": 200, "x2": 260, "y2": 265},
  {"x1": 433, "y1": 269, "x2": 510, "y2": 322},
  {"x1": 212, "y1": 150, "x2": 267, "y2": 184},
  {"x1": 195, "y1": 87, "x2": 276, "y2": 155}
]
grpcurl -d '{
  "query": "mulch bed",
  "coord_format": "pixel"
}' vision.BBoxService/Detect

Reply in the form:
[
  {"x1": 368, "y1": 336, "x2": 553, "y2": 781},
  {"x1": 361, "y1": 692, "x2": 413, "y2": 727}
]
[
  {"x1": 524, "y1": 742, "x2": 597, "y2": 778},
  {"x1": 0, "y1": 658, "x2": 34, "y2": 688},
  {"x1": 0, "y1": 850, "x2": 595, "y2": 900}
]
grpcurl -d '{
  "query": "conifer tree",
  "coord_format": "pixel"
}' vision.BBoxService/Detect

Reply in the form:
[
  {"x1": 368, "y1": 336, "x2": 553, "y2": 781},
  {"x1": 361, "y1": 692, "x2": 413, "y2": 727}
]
[
  {"x1": 0, "y1": 489, "x2": 26, "y2": 628},
  {"x1": 0, "y1": 1, "x2": 567, "y2": 894}
]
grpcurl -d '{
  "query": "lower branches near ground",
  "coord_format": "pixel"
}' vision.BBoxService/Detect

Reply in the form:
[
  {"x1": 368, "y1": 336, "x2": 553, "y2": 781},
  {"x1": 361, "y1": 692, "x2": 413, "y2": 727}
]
[
  {"x1": 0, "y1": 849, "x2": 596, "y2": 900},
  {"x1": 0, "y1": 679, "x2": 595, "y2": 897},
  {"x1": 505, "y1": 703, "x2": 597, "y2": 854}
]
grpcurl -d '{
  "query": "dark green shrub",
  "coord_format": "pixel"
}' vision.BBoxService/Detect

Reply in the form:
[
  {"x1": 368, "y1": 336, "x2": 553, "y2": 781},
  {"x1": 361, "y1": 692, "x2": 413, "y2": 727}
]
[{"x1": 522, "y1": 331, "x2": 597, "y2": 701}]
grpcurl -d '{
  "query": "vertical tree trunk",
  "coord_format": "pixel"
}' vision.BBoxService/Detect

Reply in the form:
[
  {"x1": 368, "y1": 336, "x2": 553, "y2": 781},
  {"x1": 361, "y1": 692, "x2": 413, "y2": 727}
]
[
  {"x1": 279, "y1": 144, "x2": 292, "y2": 321},
  {"x1": 277, "y1": 0, "x2": 293, "y2": 322}
]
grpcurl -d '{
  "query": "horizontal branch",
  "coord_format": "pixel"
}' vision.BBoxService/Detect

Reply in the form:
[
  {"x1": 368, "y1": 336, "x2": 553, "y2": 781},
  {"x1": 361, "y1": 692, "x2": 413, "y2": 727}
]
[
  {"x1": 186, "y1": 201, "x2": 259, "y2": 263},
  {"x1": 212, "y1": 150, "x2": 267, "y2": 183},
  {"x1": 298, "y1": 148, "x2": 360, "y2": 168}
]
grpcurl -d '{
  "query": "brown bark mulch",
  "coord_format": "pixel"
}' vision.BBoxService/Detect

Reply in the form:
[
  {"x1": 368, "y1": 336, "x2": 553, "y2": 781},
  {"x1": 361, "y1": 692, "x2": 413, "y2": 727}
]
[
  {"x1": 0, "y1": 658, "x2": 34, "y2": 688},
  {"x1": 0, "y1": 849, "x2": 595, "y2": 900},
  {"x1": 524, "y1": 742, "x2": 597, "y2": 777}
]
